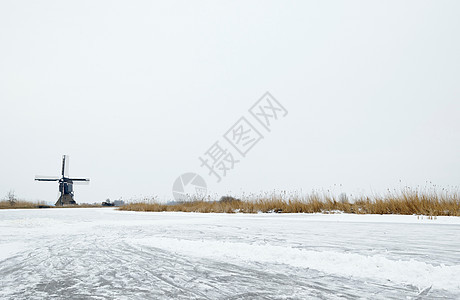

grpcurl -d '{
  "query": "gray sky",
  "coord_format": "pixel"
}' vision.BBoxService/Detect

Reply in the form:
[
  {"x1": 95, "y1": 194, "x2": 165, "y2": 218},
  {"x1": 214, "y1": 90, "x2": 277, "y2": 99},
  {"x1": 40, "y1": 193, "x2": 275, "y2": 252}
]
[{"x1": 1, "y1": 1, "x2": 459, "y2": 204}]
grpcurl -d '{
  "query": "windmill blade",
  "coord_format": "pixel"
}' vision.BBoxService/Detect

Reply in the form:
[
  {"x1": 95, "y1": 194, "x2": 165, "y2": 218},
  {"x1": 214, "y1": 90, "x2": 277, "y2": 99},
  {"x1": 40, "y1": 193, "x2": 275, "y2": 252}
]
[
  {"x1": 35, "y1": 175, "x2": 60, "y2": 181},
  {"x1": 62, "y1": 155, "x2": 70, "y2": 178},
  {"x1": 70, "y1": 178, "x2": 90, "y2": 182},
  {"x1": 70, "y1": 178, "x2": 90, "y2": 185},
  {"x1": 61, "y1": 155, "x2": 65, "y2": 176},
  {"x1": 73, "y1": 181, "x2": 90, "y2": 186}
]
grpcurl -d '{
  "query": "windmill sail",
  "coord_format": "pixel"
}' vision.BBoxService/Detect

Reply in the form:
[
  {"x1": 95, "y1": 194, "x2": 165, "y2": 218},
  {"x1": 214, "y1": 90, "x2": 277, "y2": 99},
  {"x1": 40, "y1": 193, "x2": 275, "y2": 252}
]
[
  {"x1": 35, "y1": 155, "x2": 89, "y2": 206},
  {"x1": 35, "y1": 175, "x2": 60, "y2": 181},
  {"x1": 62, "y1": 155, "x2": 70, "y2": 178},
  {"x1": 71, "y1": 178, "x2": 90, "y2": 185}
]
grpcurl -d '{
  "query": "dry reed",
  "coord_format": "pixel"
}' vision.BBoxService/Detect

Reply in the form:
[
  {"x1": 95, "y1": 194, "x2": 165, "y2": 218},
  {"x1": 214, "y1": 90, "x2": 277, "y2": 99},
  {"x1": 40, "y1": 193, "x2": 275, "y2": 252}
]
[
  {"x1": 0, "y1": 201, "x2": 103, "y2": 209},
  {"x1": 0, "y1": 200, "x2": 50, "y2": 209},
  {"x1": 119, "y1": 189, "x2": 460, "y2": 216}
]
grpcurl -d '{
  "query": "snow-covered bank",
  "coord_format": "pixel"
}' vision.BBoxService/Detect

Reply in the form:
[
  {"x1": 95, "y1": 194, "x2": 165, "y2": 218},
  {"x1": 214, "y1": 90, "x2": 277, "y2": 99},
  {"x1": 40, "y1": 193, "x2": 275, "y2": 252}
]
[{"x1": 1, "y1": 208, "x2": 459, "y2": 299}]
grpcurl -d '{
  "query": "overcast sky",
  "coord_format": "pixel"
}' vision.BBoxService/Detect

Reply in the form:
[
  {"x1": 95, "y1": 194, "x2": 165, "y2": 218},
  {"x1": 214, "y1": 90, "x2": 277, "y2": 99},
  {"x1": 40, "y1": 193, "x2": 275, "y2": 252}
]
[{"x1": 1, "y1": 1, "x2": 459, "y2": 204}]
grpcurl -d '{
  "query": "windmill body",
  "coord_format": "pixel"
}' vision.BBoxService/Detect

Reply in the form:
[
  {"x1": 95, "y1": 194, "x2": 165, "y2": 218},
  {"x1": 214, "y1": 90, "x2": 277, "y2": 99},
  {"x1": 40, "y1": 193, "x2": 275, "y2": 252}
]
[{"x1": 35, "y1": 155, "x2": 90, "y2": 206}]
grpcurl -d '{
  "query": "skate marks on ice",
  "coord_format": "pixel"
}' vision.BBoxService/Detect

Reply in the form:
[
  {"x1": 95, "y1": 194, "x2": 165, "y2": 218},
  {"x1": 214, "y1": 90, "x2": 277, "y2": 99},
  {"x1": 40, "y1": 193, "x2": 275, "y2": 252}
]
[
  {"x1": 1, "y1": 210, "x2": 460, "y2": 299},
  {"x1": 0, "y1": 236, "x2": 455, "y2": 299}
]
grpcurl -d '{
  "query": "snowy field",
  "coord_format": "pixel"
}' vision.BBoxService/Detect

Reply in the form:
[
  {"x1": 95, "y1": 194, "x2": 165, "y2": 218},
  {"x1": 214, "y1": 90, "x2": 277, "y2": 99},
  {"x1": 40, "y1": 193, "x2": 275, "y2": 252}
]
[{"x1": 0, "y1": 208, "x2": 459, "y2": 299}]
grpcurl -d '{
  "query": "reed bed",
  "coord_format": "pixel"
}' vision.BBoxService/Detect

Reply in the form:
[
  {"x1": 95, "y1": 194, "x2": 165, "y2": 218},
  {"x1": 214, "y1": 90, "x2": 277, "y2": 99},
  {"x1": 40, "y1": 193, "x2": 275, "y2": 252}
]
[
  {"x1": 0, "y1": 200, "x2": 50, "y2": 209},
  {"x1": 0, "y1": 201, "x2": 103, "y2": 209},
  {"x1": 119, "y1": 189, "x2": 460, "y2": 216}
]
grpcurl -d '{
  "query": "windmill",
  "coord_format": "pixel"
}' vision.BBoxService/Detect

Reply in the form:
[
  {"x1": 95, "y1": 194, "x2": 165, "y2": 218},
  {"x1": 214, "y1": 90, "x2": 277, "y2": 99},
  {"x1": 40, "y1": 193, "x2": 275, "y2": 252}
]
[{"x1": 35, "y1": 155, "x2": 90, "y2": 206}]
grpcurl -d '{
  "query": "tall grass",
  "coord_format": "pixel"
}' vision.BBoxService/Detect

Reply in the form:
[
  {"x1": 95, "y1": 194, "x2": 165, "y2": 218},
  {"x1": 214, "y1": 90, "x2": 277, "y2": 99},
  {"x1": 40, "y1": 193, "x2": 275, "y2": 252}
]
[
  {"x1": 119, "y1": 189, "x2": 460, "y2": 216},
  {"x1": 0, "y1": 200, "x2": 50, "y2": 209},
  {"x1": 0, "y1": 200, "x2": 102, "y2": 209}
]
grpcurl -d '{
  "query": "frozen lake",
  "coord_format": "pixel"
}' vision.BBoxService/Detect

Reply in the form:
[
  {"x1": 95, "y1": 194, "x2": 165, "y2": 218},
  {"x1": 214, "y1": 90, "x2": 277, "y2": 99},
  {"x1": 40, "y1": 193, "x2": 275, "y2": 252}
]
[{"x1": 0, "y1": 208, "x2": 459, "y2": 299}]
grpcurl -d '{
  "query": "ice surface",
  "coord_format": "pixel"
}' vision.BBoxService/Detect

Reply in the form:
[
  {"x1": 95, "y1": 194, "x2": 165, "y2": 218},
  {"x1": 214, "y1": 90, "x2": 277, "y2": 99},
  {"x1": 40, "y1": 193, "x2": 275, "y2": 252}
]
[{"x1": 0, "y1": 208, "x2": 459, "y2": 299}]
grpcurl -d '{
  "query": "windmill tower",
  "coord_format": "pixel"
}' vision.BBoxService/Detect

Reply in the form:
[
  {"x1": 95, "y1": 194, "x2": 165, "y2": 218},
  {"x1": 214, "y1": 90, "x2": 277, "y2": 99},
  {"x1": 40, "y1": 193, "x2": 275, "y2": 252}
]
[{"x1": 35, "y1": 155, "x2": 90, "y2": 206}]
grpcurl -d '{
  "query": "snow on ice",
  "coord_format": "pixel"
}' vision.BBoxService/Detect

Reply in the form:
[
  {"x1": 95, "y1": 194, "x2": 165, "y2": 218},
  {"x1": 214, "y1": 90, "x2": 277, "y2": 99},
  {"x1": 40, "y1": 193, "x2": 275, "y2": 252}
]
[{"x1": 0, "y1": 208, "x2": 459, "y2": 299}]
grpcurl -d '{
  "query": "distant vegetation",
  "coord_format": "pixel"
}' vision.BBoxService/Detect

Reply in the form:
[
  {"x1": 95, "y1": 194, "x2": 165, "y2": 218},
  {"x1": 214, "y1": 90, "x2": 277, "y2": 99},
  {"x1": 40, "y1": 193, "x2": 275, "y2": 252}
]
[
  {"x1": 119, "y1": 188, "x2": 460, "y2": 216},
  {"x1": 3, "y1": 187, "x2": 459, "y2": 215},
  {"x1": 0, "y1": 190, "x2": 104, "y2": 209},
  {"x1": 0, "y1": 201, "x2": 104, "y2": 209},
  {"x1": 0, "y1": 191, "x2": 50, "y2": 209},
  {"x1": 0, "y1": 201, "x2": 51, "y2": 209}
]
